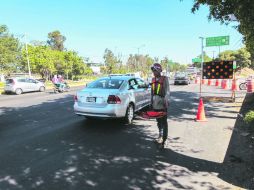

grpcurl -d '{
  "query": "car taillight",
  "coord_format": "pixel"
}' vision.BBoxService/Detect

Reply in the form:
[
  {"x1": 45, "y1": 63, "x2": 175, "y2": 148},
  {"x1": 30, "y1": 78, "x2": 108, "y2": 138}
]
[
  {"x1": 107, "y1": 95, "x2": 121, "y2": 104},
  {"x1": 74, "y1": 95, "x2": 78, "y2": 102}
]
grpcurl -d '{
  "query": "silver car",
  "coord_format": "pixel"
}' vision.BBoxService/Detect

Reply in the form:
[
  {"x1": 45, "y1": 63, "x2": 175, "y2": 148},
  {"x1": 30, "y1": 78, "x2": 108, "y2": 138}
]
[
  {"x1": 4, "y1": 78, "x2": 46, "y2": 95},
  {"x1": 74, "y1": 75, "x2": 151, "y2": 124},
  {"x1": 174, "y1": 72, "x2": 190, "y2": 85}
]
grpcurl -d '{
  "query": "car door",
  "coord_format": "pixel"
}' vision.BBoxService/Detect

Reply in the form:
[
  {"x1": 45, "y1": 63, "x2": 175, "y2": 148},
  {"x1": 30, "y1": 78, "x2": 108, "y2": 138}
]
[
  {"x1": 128, "y1": 78, "x2": 142, "y2": 111},
  {"x1": 26, "y1": 79, "x2": 38, "y2": 92},
  {"x1": 17, "y1": 78, "x2": 29, "y2": 92},
  {"x1": 135, "y1": 78, "x2": 151, "y2": 108}
]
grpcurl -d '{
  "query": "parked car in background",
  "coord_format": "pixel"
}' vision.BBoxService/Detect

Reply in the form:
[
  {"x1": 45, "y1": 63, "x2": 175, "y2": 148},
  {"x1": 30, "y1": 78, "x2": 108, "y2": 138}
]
[
  {"x1": 74, "y1": 75, "x2": 151, "y2": 124},
  {"x1": 174, "y1": 72, "x2": 190, "y2": 85},
  {"x1": 4, "y1": 77, "x2": 46, "y2": 95}
]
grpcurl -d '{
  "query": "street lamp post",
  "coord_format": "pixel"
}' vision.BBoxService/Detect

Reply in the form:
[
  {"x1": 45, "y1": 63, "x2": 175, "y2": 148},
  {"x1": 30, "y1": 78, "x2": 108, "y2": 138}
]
[
  {"x1": 137, "y1": 44, "x2": 146, "y2": 55},
  {"x1": 135, "y1": 44, "x2": 146, "y2": 73},
  {"x1": 24, "y1": 34, "x2": 31, "y2": 78},
  {"x1": 199, "y1": 37, "x2": 204, "y2": 98},
  {"x1": 18, "y1": 34, "x2": 31, "y2": 78}
]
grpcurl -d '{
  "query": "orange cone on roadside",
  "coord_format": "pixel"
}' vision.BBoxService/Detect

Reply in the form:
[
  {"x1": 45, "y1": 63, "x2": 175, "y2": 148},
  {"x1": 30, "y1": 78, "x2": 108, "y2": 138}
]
[
  {"x1": 195, "y1": 98, "x2": 207, "y2": 122},
  {"x1": 208, "y1": 79, "x2": 212, "y2": 86},
  {"x1": 231, "y1": 79, "x2": 239, "y2": 91},
  {"x1": 215, "y1": 79, "x2": 220, "y2": 86},
  {"x1": 223, "y1": 79, "x2": 229, "y2": 89}
]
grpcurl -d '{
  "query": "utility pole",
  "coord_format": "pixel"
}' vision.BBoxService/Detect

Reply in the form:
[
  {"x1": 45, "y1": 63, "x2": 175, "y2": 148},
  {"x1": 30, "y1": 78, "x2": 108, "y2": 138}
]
[
  {"x1": 24, "y1": 34, "x2": 31, "y2": 78},
  {"x1": 212, "y1": 51, "x2": 215, "y2": 60},
  {"x1": 199, "y1": 37, "x2": 204, "y2": 98}
]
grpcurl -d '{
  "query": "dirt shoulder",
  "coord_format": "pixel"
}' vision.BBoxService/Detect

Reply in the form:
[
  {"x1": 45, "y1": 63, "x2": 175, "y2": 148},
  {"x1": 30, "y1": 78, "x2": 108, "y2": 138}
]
[{"x1": 219, "y1": 93, "x2": 254, "y2": 189}]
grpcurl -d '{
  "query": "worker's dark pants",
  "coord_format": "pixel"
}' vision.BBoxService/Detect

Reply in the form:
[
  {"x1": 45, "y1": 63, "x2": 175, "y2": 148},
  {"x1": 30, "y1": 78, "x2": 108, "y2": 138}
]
[{"x1": 156, "y1": 114, "x2": 168, "y2": 143}]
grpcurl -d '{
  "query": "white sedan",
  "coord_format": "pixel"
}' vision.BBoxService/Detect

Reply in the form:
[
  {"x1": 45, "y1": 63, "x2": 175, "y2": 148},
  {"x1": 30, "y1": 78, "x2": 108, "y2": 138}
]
[{"x1": 74, "y1": 75, "x2": 151, "y2": 124}]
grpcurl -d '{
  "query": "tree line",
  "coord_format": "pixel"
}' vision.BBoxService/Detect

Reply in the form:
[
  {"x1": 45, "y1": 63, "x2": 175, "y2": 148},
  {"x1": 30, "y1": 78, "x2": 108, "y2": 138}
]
[
  {"x1": 0, "y1": 25, "x2": 92, "y2": 80},
  {"x1": 1, "y1": 20, "x2": 252, "y2": 81}
]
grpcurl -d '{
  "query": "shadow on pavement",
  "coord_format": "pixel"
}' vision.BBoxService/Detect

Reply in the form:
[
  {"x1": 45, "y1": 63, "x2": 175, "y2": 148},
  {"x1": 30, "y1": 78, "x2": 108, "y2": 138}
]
[
  {"x1": 0, "y1": 93, "x2": 252, "y2": 189},
  {"x1": 218, "y1": 93, "x2": 254, "y2": 189}
]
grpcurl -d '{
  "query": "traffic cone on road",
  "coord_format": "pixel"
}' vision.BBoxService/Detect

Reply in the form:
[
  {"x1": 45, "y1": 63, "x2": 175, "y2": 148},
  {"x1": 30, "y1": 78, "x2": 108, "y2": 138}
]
[
  {"x1": 195, "y1": 98, "x2": 207, "y2": 122},
  {"x1": 223, "y1": 79, "x2": 229, "y2": 89},
  {"x1": 208, "y1": 79, "x2": 212, "y2": 86},
  {"x1": 215, "y1": 79, "x2": 220, "y2": 86},
  {"x1": 231, "y1": 79, "x2": 239, "y2": 91}
]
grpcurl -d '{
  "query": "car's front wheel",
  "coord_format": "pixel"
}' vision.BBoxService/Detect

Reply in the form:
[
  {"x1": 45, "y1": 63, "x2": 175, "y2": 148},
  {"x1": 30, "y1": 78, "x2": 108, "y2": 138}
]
[{"x1": 124, "y1": 104, "x2": 134, "y2": 124}]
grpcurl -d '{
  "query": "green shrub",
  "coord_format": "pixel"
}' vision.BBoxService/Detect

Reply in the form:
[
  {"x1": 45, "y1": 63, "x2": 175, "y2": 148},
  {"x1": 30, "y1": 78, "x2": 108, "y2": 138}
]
[{"x1": 244, "y1": 110, "x2": 254, "y2": 124}]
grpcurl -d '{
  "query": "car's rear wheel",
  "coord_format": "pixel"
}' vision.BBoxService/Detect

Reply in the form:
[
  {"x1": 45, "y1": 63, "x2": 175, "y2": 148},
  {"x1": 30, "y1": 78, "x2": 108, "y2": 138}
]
[
  {"x1": 39, "y1": 86, "x2": 45, "y2": 92},
  {"x1": 15, "y1": 88, "x2": 22, "y2": 95},
  {"x1": 124, "y1": 104, "x2": 134, "y2": 124}
]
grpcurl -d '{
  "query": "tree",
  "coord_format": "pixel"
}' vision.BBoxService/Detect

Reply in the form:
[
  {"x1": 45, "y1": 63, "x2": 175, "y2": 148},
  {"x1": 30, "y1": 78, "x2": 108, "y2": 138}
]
[
  {"x1": 126, "y1": 54, "x2": 154, "y2": 76},
  {"x1": 21, "y1": 45, "x2": 57, "y2": 79},
  {"x1": 0, "y1": 24, "x2": 22, "y2": 74},
  {"x1": 218, "y1": 50, "x2": 236, "y2": 61},
  {"x1": 218, "y1": 47, "x2": 251, "y2": 68},
  {"x1": 47, "y1": 30, "x2": 66, "y2": 51},
  {"x1": 0, "y1": 25, "x2": 8, "y2": 35},
  {"x1": 103, "y1": 49, "x2": 119, "y2": 74},
  {"x1": 191, "y1": 0, "x2": 254, "y2": 62},
  {"x1": 193, "y1": 52, "x2": 212, "y2": 68}
]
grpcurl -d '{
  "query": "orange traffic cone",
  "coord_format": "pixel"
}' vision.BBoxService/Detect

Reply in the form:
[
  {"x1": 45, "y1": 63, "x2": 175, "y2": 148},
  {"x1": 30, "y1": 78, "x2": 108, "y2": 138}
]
[
  {"x1": 215, "y1": 79, "x2": 220, "y2": 86},
  {"x1": 208, "y1": 79, "x2": 212, "y2": 86},
  {"x1": 223, "y1": 79, "x2": 229, "y2": 89},
  {"x1": 231, "y1": 79, "x2": 239, "y2": 91},
  {"x1": 195, "y1": 98, "x2": 207, "y2": 122}
]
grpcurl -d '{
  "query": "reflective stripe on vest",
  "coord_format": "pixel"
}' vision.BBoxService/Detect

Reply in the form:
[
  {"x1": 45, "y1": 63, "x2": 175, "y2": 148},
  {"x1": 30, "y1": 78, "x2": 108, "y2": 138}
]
[{"x1": 152, "y1": 76, "x2": 165, "y2": 96}]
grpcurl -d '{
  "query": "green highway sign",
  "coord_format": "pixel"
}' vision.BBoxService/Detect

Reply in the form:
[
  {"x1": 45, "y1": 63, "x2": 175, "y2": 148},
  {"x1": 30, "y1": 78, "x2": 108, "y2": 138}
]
[
  {"x1": 233, "y1": 61, "x2": 237, "y2": 69},
  {"x1": 206, "y1": 36, "x2": 230, "y2": 47},
  {"x1": 192, "y1": 58, "x2": 202, "y2": 63}
]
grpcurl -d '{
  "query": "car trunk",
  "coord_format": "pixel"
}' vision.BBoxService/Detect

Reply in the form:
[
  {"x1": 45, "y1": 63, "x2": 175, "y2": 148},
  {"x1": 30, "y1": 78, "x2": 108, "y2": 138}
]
[{"x1": 76, "y1": 88, "x2": 120, "y2": 107}]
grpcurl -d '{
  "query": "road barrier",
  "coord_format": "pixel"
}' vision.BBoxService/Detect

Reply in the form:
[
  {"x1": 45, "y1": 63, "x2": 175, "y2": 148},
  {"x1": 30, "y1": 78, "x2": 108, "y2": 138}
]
[
  {"x1": 247, "y1": 79, "x2": 254, "y2": 93},
  {"x1": 222, "y1": 79, "x2": 229, "y2": 89},
  {"x1": 215, "y1": 79, "x2": 221, "y2": 87},
  {"x1": 195, "y1": 77, "x2": 200, "y2": 84},
  {"x1": 231, "y1": 79, "x2": 239, "y2": 91},
  {"x1": 208, "y1": 79, "x2": 212, "y2": 86}
]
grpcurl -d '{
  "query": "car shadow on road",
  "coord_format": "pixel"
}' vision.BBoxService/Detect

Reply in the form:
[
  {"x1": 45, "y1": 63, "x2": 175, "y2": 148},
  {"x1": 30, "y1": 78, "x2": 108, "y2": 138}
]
[{"x1": 0, "y1": 94, "x2": 252, "y2": 189}]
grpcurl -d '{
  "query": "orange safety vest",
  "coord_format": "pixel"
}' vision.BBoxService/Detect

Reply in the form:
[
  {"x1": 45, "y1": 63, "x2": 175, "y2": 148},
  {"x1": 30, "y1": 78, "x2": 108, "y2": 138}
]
[{"x1": 152, "y1": 76, "x2": 165, "y2": 97}]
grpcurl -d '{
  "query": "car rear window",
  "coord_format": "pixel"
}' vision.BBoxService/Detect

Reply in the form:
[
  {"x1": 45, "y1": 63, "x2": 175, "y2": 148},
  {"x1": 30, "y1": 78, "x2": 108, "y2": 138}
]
[
  {"x1": 5, "y1": 79, "x2": 14, "y2": 84},
  {"x1": 87, "y1": 78, "x2": 124, "y2": 89}
]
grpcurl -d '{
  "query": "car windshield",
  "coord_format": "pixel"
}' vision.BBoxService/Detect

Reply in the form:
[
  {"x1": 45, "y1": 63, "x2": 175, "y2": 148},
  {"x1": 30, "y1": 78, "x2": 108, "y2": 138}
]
[
  {"x1": 86, "y1": 78, "x2": 124, "y2": 89},
  {"x1": 175, "y1": 73, "x2": 187, "y2": 78}
]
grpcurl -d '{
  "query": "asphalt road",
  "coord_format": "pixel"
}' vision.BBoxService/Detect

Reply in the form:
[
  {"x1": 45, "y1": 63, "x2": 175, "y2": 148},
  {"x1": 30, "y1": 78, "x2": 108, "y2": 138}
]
[{"x1": 0, "y1": 83, "x2": 246, "y2": 190}]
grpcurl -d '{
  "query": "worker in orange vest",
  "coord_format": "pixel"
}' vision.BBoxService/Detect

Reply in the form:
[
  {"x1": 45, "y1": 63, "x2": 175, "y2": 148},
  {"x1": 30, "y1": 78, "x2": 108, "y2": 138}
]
[{"x1": 150, "y1": 63, "x2": 170, "y2": 149}]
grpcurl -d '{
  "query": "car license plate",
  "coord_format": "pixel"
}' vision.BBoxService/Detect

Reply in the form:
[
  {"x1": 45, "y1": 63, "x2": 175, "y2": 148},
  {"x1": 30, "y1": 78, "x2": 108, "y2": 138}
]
[{"x1": 86, "y1": 97, "x2": 96, "y2": 102}]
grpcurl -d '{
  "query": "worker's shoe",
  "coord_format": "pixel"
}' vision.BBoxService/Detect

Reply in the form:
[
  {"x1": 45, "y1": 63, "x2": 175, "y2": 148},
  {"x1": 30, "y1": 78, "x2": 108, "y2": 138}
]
[
  {"x1": 158, "y1": 139, "x2": 169, "y2": 149},
  {"x1": 154, "y1": 136, "x2": 163, "y2": 144}
]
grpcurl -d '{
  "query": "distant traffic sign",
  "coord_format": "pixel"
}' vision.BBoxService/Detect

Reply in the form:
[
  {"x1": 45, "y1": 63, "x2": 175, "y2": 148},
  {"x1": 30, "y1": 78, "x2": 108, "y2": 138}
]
[
  {"x1": 206, "y1": 36, "x2": 230, "y2": 47},
  {"x1": 233, "y1": 61, "x2": 237, "y2": 69},
  {"x1": 192, "y1": 58, "x2": 202, "y2": 63}
]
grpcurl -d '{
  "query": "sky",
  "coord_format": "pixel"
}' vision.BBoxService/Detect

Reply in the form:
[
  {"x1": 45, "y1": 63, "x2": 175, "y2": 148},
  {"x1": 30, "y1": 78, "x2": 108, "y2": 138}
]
[{"x1": 0, "y1": 0, "x2": 243, "y2": 64}]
